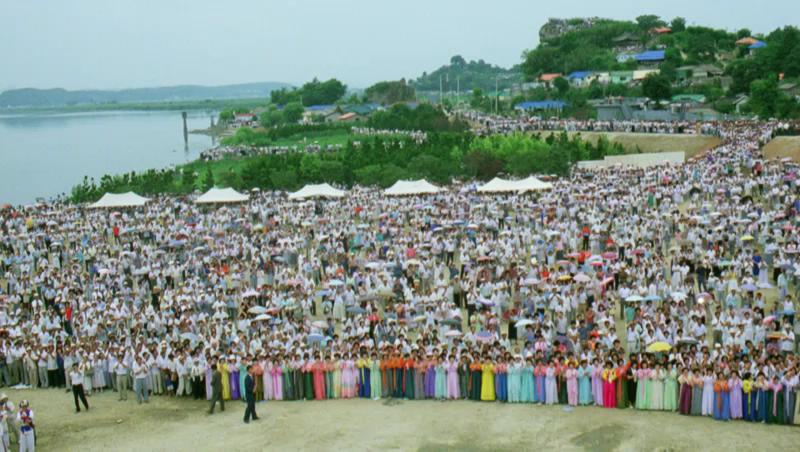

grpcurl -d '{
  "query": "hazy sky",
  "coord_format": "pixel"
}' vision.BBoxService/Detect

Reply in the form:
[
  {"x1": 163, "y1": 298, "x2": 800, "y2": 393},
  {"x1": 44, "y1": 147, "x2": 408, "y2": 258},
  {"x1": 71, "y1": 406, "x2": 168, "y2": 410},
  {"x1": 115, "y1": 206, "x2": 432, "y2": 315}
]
[{"x1": 1, "y1": 0, "x2": 798, "y2": 91}]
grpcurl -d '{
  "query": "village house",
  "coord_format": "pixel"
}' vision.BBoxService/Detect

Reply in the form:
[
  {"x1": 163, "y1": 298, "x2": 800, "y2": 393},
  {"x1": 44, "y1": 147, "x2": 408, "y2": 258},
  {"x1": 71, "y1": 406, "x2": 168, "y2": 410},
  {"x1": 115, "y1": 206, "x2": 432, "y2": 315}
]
[
  {"x1": 676, "y1": 64, "x2": 724, "y2": 85},
  {"x1": 538, "y1": 73, "x2": 563, "y2": 89}
]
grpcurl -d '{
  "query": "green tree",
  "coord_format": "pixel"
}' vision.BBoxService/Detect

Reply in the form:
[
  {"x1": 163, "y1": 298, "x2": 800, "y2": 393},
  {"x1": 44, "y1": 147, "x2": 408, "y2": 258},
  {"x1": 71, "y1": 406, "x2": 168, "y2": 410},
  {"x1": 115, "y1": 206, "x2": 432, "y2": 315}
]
[
  {"x1": 636, "y1": 15, "x2": 665, "y2": 31},
  {"x1": 283, "y1": 102, "x2": 305, "y2": 124},
  {"x1": 749, "y1": 78, "x2": 780, "y2": 118},
  {"x1": 181, "y1": 168, "x2": 197, "y2": 193},
  {"x1": 202, "y1": 167, "x2": 215, "y2": 191},
  {"x1": 670, "y1": 17, "x2": 686, "y2": 33},
  {"x1": 364, "y1": 80, "x2": 416, "y2": 105},
  {"x1": 553, "y1": 77, "x2": 570, "y2": 96},
  {"x1": 642, "y1": 73, "x2": 672, "y2": 101}
]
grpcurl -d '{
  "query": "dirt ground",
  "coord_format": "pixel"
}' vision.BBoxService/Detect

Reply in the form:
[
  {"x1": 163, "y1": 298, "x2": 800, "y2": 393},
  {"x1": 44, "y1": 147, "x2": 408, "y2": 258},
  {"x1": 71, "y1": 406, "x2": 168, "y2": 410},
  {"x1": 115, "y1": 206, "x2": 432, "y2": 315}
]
[
  {"x1": 762, "y1": 136, "x2": 800, "y2": 161},
  {"x1": 9, "y1": 386, "x2": 800, "y2": 452},
  {"x1": 557, "y1": 132, "x2": 722, "y2": 158}
]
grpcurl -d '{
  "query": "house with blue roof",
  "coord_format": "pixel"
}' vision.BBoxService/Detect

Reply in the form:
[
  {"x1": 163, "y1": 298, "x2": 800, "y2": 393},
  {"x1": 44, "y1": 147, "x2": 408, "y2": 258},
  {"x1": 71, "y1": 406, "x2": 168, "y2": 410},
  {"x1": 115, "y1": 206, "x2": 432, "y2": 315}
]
[
  {"x1": 514, "y1": 100, "x2": 568, "y2": 111},
  {"x1": 635, "y1": 50, "x2": 666, "y2": 65},
  {"x1": 567, "y1": 71, "x2": 595, "y2": 87}
]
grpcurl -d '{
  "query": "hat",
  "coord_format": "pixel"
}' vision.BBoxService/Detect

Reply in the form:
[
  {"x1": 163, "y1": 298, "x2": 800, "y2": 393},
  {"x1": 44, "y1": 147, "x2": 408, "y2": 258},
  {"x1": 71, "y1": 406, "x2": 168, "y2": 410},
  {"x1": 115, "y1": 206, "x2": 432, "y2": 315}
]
[{"x1": 0, "y1": 393, "x2": 6, "y2": 401}]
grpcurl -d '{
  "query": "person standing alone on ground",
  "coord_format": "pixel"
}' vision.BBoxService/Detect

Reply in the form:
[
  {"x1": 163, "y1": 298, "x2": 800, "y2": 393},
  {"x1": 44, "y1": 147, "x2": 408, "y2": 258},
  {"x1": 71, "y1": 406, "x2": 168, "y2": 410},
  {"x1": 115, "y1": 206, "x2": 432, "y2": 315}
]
[
  {"x1": 208, "y1": 363, "x2": 224, "y2": 414},
  {"x1": 70, "y1": 363, "x2": 89, "y2": 413},
  {"x1": 16, "y1": 400, "x2": 34, "y2": 452},
  {"x1": 243, "y1": 364, "x2": 258, "y2": 423}
]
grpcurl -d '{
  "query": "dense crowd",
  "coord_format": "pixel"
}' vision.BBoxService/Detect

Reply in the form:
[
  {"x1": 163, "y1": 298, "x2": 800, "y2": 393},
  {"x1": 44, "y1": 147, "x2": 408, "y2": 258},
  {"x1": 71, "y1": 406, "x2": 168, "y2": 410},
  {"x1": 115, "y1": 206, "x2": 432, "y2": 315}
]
[{"x1": 1, "y1": 118, "x2": 800, "y2": 444}]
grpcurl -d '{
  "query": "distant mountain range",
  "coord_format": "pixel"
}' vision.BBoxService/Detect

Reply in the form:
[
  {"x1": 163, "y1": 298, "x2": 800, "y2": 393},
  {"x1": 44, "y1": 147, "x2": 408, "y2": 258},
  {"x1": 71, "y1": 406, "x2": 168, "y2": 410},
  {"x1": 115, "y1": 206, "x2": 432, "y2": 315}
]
[{"x1": 0, "y1": 82, "x2": 292, "y2": 108}]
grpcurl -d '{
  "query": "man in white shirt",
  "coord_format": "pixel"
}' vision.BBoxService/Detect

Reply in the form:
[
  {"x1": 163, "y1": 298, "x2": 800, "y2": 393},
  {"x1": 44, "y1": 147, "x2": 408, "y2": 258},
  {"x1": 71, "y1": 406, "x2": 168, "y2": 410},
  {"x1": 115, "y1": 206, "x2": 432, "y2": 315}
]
[
  {"x1": 69, "y1": 363, "x2": 90, "y2": 413},
  {"x1": 132, "y1": 356, "x2": 149, "y2": 404},
  {"x1": 115, "y1": 358, "x2": 129, "y2": 401}
]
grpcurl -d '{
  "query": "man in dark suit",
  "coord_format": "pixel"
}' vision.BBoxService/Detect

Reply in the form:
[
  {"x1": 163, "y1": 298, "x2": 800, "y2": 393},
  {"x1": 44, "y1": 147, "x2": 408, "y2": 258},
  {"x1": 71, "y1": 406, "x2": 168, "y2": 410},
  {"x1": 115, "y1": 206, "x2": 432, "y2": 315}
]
[
  {"x1": 208, "y1": 363, "x2": 224, "y2": 414},
  {"x1": 243, "y1": 364, "x2": 258, "y2": 423}
]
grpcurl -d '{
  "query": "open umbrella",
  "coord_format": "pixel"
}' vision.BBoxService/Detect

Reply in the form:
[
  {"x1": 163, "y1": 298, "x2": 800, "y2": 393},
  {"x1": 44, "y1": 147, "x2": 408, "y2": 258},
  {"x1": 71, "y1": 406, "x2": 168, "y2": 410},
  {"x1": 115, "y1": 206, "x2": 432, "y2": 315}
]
[
  {"x1": 441, "y1": 318, "x2": 461, "y2": 326},
  {"x1": 346, "y1": 306, "x2": 366, "y2": 315},
  {"x1": 741, "y1": 234, "x2": 755, "y2": 242},
  {"x1": 741, "y1": 283, "x2": 757, "y2": 292},
  {"x1": 515, "y1": 319, "x2": 535, "y2": 327},
  {"x1": 475, "y1": 331, "x2": 494, "y2": 343},
  {"x1": 254, "y1": 314, "x2": 271, "y2": 321},
  {"x1": 445, "y1": 330, "x2": 462, "y2": 337},
  {"x1": 522, "y1": 278, "x2": 540, "y2": 286},
  {"x1": 573, "y1": 273, "x2": 591, "y2": 283},
  {"x1": 646, "y1": 342, "x2": 671, "y2": 353},
  {"x1": 247, "y1": 306, "x2": 267, "y2": 315},
  {"x1": 625, "y1": 295, "x2": 645, "y2": 302},
  {"x1": 180, "y1": 332, "x2": 198, "y2": 342},
  {"x1": 307, "y1": 333, "x2": 325, "y2": 343},
  {"x1": 328, "y1": 279, "x2": 345, "y2": 287},
  {"x1": 762, "y1": 315, "x2": 776, "y2": 325},
  {"x1": 242, "y1": 289, "x2": 260, "y2": 298},
  {"x1": 557, "y1": 275, "x2": 572, "y2": 282},
  {"x1": 312, "y1": 320, "x2": 329, "y2": 329}
]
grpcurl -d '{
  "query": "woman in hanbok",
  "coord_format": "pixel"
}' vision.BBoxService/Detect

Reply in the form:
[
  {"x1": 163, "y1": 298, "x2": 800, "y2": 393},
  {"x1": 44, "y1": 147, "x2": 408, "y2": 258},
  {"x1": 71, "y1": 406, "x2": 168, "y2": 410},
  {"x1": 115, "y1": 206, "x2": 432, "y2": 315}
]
[
  {"x1": 728, "y1": 371, "x2": 743, "y2": 419},
  {"x1": 556, "y1": 360, "x2": 568, "y2": 405},
  {"x1": 344, "y1": 354, "x2": 357, "y2": 398},
  {"x1": 592, "y1": 359, "x2": 605, "y2": 407},
  {"x1": 565, "y1": 361, "x2": 578, "y2": 406},
  {"x1": 369, "y1": 353, "x2": 382, "y2": 400},
  {"x1": 238, "y1": 360, "x2": 248, "y2": 402},
  {"x1": 282, "y1": 359, "x2": 294, "y2": 401},
  {"x1": 469, "y1": 360, "x2": 482, "y2": 400},
  {"x1": 615, "y1": 359, "x2": 629, "y2": 409},
  {"x1": 754, "y1": 373, "x2": 768, "y2": 422},
  {"x1": 701, "y1": 369, "x2": 715, "y2": 416},
  {"x1": 532, "y1": 360, "x2": 544, "y2": 403},
  {"x1": 93, "y1": 355, "x2": 106, "y2": 391},
  {"x1": 712, "y1": 372, "x2": 729, "y2": 420},
  {"x1": 425, "y1": 358, "x2": 437, "y2": 399},
  {"x1": 205, "y1": 362, "x2": 213, "y2": 400},
  {"x1": 356, "y1": 354, "x2": 369, "y2": 399},
  {"x1": 416, "y1": 356, "x2": 428, "y2": 400},
  {"x1": 229, "y1": 358, "x2": 240, "y2": 401},
  {"x1": 578, "y1": 360, "x2": 592, "y2": 406},
  {"x1": 480, "y1": 357, "x2": 495, "y2": 401},
  {"x1": 507, "y1": 356, "x2": 522, "y2": 403},
  {"x1": 690, "y1": 371, "x2": 703, "y2": 416},
  {"x1": 783, "y1": 371, "x2": 797, "y2": 425},
  {"x1": 626, "y1": 358, "x2": 637, "y2": 408},
  {"x1": 602, "y1": 362, "x2": 616, "y2": 408},
  {"x1": 303, "y1": 359, "x2": 314, "y2": 400},
  {"x1": 766, "y1": 376, "x2": 784, "y2": 424},
  {"x1": 635, "y1": 365, "x2": 648, "y2": 410},
  {"x1": 678, "y1": 368, "x2": 692, "y2": 415},
  {"x1": 271, "y1": 359, "x2": 283, "y2": 401},
  {"x1": 446, "y1": 355, "x2": 459, "y2": 399},
  {"x1": 741, "y1": 374, "x2": 753, "y2": 421},
  {"x1": 380, "y1": 354, "x2": 390, "y2": 398},
  {"x1": 263, "y1": 360, "x2": 274, "y2": 401},
  {"x1": 404, "y1": 354, "x2": 415, "y2": 399},
  {"x1": 663, "y1": 363, "x2": 678, "y2": 411},
  {"x1": 312, "y1": 356, "x2": 326, "y2": 400},
  {"x1": 220, "y1": 359, "x2": 231, "y2": 400},
  {"x1": 435, "y1": 357, "x2": 447, "y2": 400},
  {"x1": 495, "y1": 359, "x2": 507, "y2": 402},
  {"x1": 457, "y1": 357, "x2": 469, "y2": 400},
  {"x1": 649, "y1": 363, "x2": 664, "y2": 411},
  {"x1": 325, "y1": 356, "x2": 336, "y2": 400},
  {"x1": 544, "y1": 361, "x2": 558, "y2": 405}
]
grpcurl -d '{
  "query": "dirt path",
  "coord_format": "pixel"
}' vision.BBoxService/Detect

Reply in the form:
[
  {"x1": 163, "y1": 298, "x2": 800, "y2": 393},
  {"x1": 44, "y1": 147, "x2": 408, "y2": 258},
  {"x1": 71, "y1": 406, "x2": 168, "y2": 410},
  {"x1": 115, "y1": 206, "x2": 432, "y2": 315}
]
[{"x1": 11, "y1": 388, "x2": 800, "y2": 451}]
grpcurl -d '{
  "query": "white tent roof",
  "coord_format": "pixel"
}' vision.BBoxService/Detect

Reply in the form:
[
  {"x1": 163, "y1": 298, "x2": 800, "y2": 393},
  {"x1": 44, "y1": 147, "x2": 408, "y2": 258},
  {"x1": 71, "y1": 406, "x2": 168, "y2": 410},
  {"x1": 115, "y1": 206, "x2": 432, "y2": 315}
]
[
  {"x1": 89, "y1": 192, "x2": 150, "y2": 208},
  {"x1": 288, "y1": 183, "x2": 346, "y2": 200},
  {"x1": 477, "y1": 176, "x2": 553, "y2": 193},
  {"x1": 195, "y1": 187, "x2": 250, "y2": 204},
  {"x1": 384, "y1": 179, "x2": 442, "y2": 196}
]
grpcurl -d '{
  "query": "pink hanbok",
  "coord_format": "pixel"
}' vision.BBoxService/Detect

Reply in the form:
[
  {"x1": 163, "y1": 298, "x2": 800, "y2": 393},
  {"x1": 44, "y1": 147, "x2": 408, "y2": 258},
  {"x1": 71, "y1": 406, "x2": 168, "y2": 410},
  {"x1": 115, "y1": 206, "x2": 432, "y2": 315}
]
[
  {"x1": 566, "y1": 368, "x2": 578, "y2": 406},
  {"x1": 446, "y1": 361, "x2": 459, "y2": 399},
  {"x1": 271, "y1": 364, "x2": 283, "y2": 401}
]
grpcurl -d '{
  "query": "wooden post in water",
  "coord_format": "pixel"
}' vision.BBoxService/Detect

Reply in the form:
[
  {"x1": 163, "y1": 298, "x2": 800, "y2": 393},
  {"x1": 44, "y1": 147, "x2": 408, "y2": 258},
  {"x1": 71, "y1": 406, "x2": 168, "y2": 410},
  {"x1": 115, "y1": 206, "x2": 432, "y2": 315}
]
[{"x1": 182, "y1": 111, "x2": 189, "y2": 151}]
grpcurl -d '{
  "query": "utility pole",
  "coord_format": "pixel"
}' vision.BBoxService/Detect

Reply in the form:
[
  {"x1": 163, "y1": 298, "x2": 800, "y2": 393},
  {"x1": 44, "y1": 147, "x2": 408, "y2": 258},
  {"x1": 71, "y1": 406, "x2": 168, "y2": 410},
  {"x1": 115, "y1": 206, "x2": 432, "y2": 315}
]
[
  {"x1": 495, "y1": 76, "x2": 499, "y2": 113},
  {"x1": 439, "y1": 75, "x2": 443, "y2": 105},
  {"x1": 457, "y1": 76, "x2": 460, "y2": 106}
]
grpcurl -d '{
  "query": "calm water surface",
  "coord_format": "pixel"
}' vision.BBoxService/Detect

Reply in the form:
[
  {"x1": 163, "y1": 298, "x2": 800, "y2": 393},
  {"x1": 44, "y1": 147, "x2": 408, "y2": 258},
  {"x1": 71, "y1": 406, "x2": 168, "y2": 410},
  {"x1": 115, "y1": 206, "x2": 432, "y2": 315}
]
[{"x1": 0, "y1": 110, "x2": 215, "y2": 205}]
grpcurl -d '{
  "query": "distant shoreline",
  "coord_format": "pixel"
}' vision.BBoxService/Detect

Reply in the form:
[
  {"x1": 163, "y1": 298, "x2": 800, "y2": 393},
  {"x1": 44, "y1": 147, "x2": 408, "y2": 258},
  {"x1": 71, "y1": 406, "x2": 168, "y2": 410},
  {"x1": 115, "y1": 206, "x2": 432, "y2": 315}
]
[{"x1": 0, "y1": 97, "x2": 267, "y2": 115}]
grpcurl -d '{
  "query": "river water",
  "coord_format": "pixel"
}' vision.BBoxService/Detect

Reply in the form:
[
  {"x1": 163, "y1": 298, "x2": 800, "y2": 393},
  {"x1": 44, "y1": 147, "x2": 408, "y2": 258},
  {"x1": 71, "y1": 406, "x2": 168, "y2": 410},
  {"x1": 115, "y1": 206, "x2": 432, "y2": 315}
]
[{"x1": 0, "y1": 110, "x2": 216, "y2": 205}]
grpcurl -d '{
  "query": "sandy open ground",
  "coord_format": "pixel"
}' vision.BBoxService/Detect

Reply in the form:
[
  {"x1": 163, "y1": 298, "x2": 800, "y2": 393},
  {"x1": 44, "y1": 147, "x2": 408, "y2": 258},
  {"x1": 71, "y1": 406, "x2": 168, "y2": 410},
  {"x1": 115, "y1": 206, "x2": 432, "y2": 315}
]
[
  {"x1": 10, "y1": 386, "x2": 800, "y2": 452},
  {"x1": 559, "y1": 132, "x2": 722, "y2": 158},
  {"x1": 763, "y1": 136, "x2": 800, "y2": 161}
]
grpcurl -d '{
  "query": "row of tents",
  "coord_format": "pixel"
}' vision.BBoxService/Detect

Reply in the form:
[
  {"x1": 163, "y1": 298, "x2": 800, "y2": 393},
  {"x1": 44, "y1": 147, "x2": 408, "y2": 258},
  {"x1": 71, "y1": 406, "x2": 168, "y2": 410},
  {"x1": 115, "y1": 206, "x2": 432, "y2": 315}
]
[{"x1": 88, "y1": 176, "x2": 553, "y2": 208}]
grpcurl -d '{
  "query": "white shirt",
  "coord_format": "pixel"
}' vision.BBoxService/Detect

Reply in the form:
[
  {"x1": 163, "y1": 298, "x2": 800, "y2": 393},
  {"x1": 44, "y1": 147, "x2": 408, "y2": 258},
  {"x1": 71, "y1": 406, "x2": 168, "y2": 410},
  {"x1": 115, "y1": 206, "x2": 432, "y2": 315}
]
[{"x1": 69, "y1": 370, "x2": 84, "y2": 386}]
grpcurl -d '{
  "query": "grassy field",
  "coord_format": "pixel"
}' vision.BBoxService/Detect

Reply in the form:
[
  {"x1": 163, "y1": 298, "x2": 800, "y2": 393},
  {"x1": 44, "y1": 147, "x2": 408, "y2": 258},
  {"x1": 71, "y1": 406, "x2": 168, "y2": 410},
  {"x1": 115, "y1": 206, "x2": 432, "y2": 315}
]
[{"x1": 763, "y1": 136, "x2": 800, "y2": 161}]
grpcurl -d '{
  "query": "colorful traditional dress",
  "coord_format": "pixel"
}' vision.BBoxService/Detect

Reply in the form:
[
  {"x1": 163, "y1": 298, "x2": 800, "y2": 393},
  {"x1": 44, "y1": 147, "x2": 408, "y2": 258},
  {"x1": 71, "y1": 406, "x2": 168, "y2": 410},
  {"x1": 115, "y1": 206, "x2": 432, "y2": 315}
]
[
  {"x1": 370, "y1": 359, "x2": 382, "y2": 399},
  {"x1": 507, "y1": 362, "x2": 522, "y2": 403},
  {"x1": 566, "y1": 368, "x2": 578, "y2": 406},
  {"x1": 480, "y1": 363, "x2": 495, "y2": 401},
  {"x1": 663, "y1": 368, "x2": 678, "y2": 411},
  {"x1": 578, "y1": 365, "x2": 592, "y2": 405}
]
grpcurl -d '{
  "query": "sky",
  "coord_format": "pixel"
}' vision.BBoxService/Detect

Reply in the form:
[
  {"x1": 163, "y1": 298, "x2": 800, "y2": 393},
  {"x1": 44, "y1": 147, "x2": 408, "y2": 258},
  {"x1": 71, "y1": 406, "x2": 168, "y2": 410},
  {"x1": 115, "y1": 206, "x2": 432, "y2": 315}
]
[{"x1": 1, "y1": 0, "x2": 798, "y2": 91}]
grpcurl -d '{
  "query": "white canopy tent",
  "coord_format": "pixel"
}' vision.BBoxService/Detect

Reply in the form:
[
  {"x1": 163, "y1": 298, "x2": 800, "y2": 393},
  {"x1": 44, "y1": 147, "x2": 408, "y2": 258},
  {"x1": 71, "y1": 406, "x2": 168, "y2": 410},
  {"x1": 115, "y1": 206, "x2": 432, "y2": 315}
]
[
  {"x1": 89, "y1": 192, "x2": 150, "y2": 208},
  {"x1": 384, "y1": 179, "x2": 442, "y2": 196},
  {"x1": 477, "y1": 176, "x2": 553, "y2": 194},
  {"x1": 194, "y1": 187, "x2": 250, "y2": 204},
  {"x1": 288, "y1": 183, "x2": 346, "y2": 200}
]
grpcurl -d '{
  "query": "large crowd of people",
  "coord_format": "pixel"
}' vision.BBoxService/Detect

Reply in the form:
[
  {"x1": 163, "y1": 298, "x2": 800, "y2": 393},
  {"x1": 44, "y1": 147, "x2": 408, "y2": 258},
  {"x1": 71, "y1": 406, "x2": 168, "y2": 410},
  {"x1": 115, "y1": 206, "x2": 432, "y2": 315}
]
[{"x1": 1, "y1": 118, "x2": 800, "y2": 441}]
